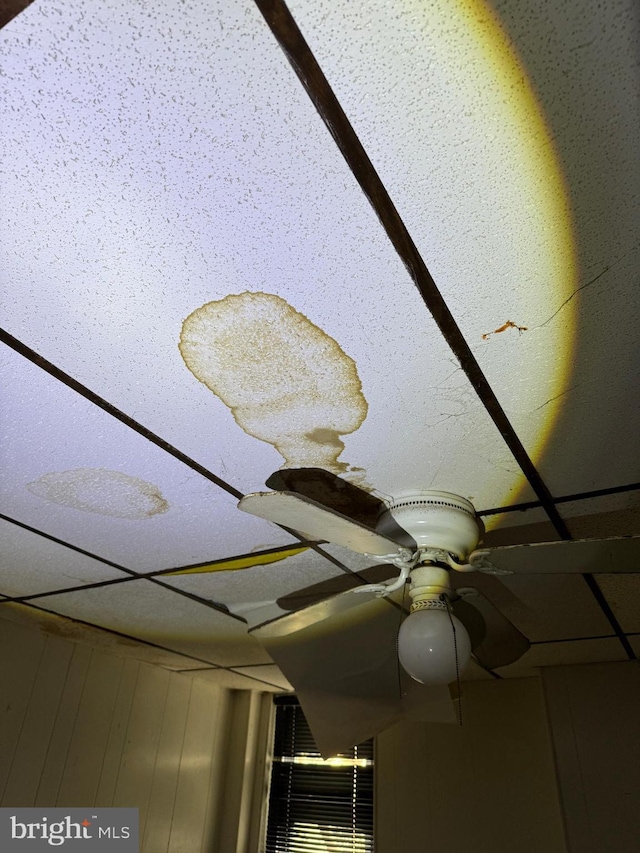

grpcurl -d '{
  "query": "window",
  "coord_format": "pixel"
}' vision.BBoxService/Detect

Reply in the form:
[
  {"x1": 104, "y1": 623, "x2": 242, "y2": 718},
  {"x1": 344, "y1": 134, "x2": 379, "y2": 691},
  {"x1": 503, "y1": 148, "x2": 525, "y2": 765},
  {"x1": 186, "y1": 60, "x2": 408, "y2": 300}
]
[{"x1": 265, "y1": 696, "x2": 374, "y2": 852}]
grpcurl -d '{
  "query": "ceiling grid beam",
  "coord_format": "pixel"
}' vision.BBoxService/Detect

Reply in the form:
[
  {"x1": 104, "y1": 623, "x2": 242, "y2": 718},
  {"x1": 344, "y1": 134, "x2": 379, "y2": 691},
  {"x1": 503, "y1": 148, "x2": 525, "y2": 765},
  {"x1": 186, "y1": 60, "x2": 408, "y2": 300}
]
[
  {"x1": 253, "y1": 0, "x2": 569, "y2": 539},
  {"x1": 252, "y1": 0, "x2": 637, "y2": 662}
]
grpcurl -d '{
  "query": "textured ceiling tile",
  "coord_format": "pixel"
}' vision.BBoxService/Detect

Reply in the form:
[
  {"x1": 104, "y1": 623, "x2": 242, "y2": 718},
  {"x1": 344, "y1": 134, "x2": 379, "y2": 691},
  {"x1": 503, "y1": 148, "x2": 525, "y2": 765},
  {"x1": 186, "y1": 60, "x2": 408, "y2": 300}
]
[
  {"x1": 287, "y1": 0, "x2": 640, "y2": 496},
  {"x1": 1, "y1": 0, "x2": 637, "y2": 671},
  {"x1": 497, "y1": 637, "x2": 627, "y2": 678},
  {"x1": 480, "y1": 501, "x2": 640, "y2": 547},
  {"x1": 478, "y1": 506, "x2": 551, "y2": 532},
  {"x1": 559, "y1": 494, "x2": 640, "y2": 538},
  {"x1": 480, "y1": 517, "x2": 560, "y2": 548},
  {"x1": 595, "y1": 574, "x2": 640, "y2": 633},
  {"x1": 0, "y1": 344, "x2": 293, "y2": 572},
  {"x1": 31, "y1": 580, "x2": 272, "y2": 666},
  {"x1": 1, "y1": 0, "x2": 541, "y2": 510},
  {"x1": 0, "y1": 518, "x2": 127, "y2": 597},
  {"x1": 496, "y1": 573, "x2": 614, "y2": 641}
]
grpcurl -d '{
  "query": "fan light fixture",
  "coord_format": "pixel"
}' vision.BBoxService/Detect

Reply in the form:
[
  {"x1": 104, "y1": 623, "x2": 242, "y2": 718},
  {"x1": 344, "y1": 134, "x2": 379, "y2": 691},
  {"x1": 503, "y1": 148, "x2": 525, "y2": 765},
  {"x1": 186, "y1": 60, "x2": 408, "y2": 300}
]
[
  {"x1": 397, "y1": 566, "x2": 472, "y2": 685},
  {"x1": 398, "y1": 606, "x2": 471, "y2": 685}
]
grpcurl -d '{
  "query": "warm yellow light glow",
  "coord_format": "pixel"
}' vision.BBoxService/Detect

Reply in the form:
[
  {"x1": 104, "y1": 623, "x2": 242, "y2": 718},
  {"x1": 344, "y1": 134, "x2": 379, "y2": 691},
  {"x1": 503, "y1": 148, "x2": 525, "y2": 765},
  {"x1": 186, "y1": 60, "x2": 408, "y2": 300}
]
[
  {"x1": 291, "y1": 823, "x2": 372, "y2": 851},
  {"x1": 402, "y1": 0, "x2": 578, "y2": 520},
  {"x1": 277, "y1": 755, "x2": 373, "y2": 768}
]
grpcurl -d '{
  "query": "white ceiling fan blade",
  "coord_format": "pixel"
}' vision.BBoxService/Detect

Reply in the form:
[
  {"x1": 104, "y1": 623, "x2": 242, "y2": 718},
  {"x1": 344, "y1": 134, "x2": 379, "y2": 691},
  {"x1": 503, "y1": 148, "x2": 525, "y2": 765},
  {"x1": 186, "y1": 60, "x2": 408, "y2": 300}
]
[
  {"x1": 453, "y1": 590, "x2": 530, "y2": 669},
  {"x1": 472, "y1": 535, "x2": 640, "y2": 575},
  {"x1": 252, "y1": 593, "x2": 404, "y2": 757},
  {"x1": 252, "y1": 586, "x2": 458, "y2": 756},
  {"x1": 239, "y1": 490, "x2": 410, "y2": 559}
]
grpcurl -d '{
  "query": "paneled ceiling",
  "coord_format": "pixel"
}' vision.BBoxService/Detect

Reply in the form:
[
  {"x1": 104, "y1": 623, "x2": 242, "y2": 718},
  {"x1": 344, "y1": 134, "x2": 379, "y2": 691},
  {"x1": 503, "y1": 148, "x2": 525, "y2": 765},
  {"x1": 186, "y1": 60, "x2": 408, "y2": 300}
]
[{"x1": 1, "y1": 0, "x2": 639, "y2": 691}]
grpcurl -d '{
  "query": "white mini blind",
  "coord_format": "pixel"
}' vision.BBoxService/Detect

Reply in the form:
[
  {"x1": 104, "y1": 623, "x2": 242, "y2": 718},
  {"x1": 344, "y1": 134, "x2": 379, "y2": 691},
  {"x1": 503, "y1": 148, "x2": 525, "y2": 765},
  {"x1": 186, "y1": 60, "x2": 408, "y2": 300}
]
[{"x1": 265, "y1": 697, "x2": 374, "y2": 852}]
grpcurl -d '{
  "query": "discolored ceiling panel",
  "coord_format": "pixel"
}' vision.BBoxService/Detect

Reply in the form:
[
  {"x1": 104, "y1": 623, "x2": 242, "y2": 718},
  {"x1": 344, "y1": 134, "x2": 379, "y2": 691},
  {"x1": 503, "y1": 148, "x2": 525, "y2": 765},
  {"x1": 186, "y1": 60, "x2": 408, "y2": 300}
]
[
  {"x1": 1, "y1": 0, "x2": 540, "y2": 511},
  {"x1": 0, "y1": 345, "x2": 294, "y2": 572}
]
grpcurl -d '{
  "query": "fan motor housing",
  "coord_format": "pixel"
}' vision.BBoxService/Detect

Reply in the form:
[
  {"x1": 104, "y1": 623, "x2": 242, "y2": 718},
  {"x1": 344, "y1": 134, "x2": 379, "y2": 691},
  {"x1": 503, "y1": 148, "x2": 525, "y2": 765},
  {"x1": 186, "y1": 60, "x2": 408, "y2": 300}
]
[{"x1": 376, "y1": 490, "x2": 482, "y2": 558}]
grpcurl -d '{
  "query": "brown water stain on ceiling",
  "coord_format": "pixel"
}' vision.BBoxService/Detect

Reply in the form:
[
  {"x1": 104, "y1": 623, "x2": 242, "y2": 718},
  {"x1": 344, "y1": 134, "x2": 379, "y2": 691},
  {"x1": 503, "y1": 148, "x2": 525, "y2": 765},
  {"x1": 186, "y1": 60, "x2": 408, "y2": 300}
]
[
  {"x1": 179, "y1": 292, "x2": 368, "y2": 474},
  {"x1": 26, "y1": 468, "x2": 169, "y2": 519}
]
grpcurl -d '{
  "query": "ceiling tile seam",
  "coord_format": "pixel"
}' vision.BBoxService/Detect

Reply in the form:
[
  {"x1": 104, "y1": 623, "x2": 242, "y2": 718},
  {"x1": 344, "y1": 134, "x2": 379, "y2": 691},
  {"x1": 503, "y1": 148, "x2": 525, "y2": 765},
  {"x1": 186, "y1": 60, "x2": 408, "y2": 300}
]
[
  {"x1": 0, "y1": 512, "x2": 138, "y2": 576},
  {"x1": 174, "y1": 666, "x2": 225, "y2": 672},
  {"x1": 0, "y1": 574, "x2": 243, "y2": 623},
  {"x1": 0, "y1": 513, "x2": 242, "y2": 619},
  {"x1": 311, "y1": 544, "x2": 382, "y2": 585},
  {"x1": 147, "y1": 577, "x2": 245, "y2": 622},
  {"x1": 0, "y1": 514, "x2": 376, "y2": 620},
  {"x1": 8, "y1": 599, "x2": 256, "y2": 670},
  {"x1": 0, "y1": 513, "x2": 322, "y2": 599},
  {"x1": 529, "y1": 634, "x2": 618, "y2": 645},
  {"x1": 252, "y1": 0, "x2": 640, "y2": 662},
  {"x1": 154, "y1": 663, "x2": 286, "y2": 690},
  {"x1": 580, "y1": 575, "x2": 637, "y2": 660},
  {"x1": 0, "y1": 0, "x2": 33, "y2": 30},
  {"x1": 1, "y1": 335, "x2": 353, "y2": 556},
  {"x1": 553, "y1": 482, "x2": 640, "y2": 505},
  {"x1": 0, "y1": 574, "x2": 139, "y2": 604},
  {"x1": 478, "y1": 480, "x2": 640, "y2": 516},
  {"x1": 0, "y1": 330, "x2": 244, "y2": 500},
  {"x1": 253, "y1": 0, "x2": 569, "y2": 539},
  {"x1": 0, "y1": 513, "x2": 369, "y2": 615},
  {"x1": 0, "y1": 601, "x2": 283, "y2": 688}
]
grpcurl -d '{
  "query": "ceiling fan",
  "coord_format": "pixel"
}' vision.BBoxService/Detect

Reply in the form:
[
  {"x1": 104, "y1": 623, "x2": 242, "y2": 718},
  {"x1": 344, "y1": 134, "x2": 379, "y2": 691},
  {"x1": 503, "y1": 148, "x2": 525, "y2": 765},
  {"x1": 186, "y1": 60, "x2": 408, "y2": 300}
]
[{"x1": 234, "y1": 467, "x2": 639, "y2": 756}]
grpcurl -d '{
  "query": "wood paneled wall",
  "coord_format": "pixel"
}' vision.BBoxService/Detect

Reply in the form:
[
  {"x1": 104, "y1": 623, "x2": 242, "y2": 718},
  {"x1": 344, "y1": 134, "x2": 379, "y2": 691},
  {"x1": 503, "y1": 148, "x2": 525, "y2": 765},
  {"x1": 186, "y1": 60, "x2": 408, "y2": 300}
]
[
  {"x1": 0, "y1": 614, "x2": 273, "y2": 852},
  {"x1": 542, "y1": 661, "x2": 640, "y2": 853},
  {"x1": 375, "y1": 677, "x2": 567, "y2": 853}
]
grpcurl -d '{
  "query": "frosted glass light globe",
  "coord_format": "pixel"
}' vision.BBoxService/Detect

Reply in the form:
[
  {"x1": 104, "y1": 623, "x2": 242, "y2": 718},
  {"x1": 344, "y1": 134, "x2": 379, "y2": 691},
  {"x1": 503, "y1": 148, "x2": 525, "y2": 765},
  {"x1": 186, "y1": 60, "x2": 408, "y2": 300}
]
[{"x1": 398, "y1": 609, "x2": 472, "y2": 684}]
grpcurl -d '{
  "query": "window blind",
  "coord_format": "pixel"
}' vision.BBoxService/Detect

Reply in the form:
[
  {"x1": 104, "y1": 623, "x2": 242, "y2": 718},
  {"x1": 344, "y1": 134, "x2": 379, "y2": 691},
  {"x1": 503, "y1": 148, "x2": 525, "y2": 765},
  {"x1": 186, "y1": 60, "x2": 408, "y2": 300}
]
[{"x1": 265, "y1": 696, "x2": 374, "y2": 853}]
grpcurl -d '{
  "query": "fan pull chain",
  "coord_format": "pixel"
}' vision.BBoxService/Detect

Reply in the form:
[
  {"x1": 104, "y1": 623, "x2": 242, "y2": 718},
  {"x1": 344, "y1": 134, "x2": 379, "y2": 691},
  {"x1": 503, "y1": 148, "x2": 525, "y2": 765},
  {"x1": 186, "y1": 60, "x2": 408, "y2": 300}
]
[
  {"x1": 442, "y1": 594, "x2": 463, "y2": 726},
  {"x1": 395, "y1": 580, "x2": 410, "y2": 700}
]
